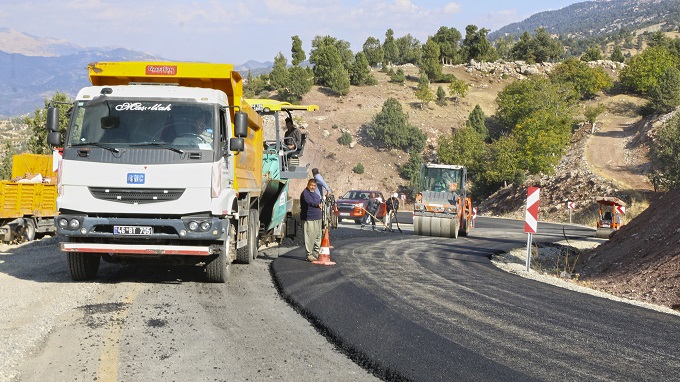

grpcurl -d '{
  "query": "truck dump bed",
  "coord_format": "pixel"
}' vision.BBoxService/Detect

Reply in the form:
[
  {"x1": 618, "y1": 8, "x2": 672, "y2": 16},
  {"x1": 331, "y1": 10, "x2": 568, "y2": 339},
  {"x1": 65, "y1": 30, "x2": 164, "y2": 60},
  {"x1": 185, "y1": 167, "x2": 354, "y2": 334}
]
[{"x1": 1, "y1": 154, "x2": 57, "y2": 220}]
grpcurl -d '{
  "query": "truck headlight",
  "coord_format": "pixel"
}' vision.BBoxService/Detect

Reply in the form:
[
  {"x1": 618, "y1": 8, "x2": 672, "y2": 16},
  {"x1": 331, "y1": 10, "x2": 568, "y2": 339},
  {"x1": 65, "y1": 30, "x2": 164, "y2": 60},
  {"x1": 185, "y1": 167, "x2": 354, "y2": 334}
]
[
  {"x1": 69, "y1": 219, "x2": 80, "y2": 229},
  {"x1": 200, "y1": 221, "x2": 211, "y2": 231}
]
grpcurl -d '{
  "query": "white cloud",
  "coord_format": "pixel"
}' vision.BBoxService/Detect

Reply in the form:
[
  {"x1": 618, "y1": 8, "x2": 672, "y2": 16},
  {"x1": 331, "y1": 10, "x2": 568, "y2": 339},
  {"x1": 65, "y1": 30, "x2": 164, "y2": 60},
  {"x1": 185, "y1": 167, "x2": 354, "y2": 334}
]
[{"x1": 443, "y1": 2, "x2": 462, "y2": 15}]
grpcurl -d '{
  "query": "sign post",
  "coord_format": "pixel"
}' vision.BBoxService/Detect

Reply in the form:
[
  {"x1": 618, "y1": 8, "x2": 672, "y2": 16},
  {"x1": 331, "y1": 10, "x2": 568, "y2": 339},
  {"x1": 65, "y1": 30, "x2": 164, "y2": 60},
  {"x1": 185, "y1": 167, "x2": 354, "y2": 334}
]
[
  {"x1": 524, "y1": 187, "x2": 540, "y2": 272},
  {"x1": 567, "y1": 201, "x2": 575, "y2": 224}
]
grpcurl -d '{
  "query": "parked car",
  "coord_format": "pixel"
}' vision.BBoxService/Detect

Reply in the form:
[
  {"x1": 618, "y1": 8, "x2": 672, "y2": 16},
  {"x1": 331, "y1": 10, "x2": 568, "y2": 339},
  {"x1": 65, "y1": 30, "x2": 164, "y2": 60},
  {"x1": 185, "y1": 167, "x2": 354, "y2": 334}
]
[{"x1": 333, "y1": 190, "x2": 387, "y2": 224}]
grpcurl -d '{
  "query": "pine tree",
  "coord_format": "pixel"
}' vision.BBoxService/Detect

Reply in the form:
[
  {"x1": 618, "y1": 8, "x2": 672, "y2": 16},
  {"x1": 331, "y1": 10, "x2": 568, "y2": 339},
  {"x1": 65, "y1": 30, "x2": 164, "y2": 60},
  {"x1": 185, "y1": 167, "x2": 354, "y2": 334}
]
[
  {"x1": 349, "y1": 52, "x2": 373, "y2": 86},
  {"x1": 647, "y1": 66, "x2": 680, "y2": 113},
  {"x1": 0, "y1": 142, "x2": 15, "y2": 180},
  {"x1": 420, "y1": 37, "x2": 442, "y2": 81},
  {"x1": 383, "y1": 29, "x2": 398, "y2": 66},
  {"x1": 291, "y1": 35, "x2": 306, "y2": 66},
  {"x1": 448, "y1": 75, "x2": 469, "y2": 104},
  {"x1": 432, "y1": 26, "x2": 461, "y2": 65},
  {"x1": 269, "y1": 52, "x2": 289, "y2": 91},
  {"x1": 414, "y1": 74, "x2": 434, "y2": 109},
  {"x1": 327, "y1": 65, "x2": 350, "y2": 96},
  {"x1": 466, "y1": 105, "x2": 488, "y2": 139},
  {"x1": 309, "y1": 35, "x2": 352, "y2": 87},
  {"x1": 610, "y1": 46, "x2": 625, "y2": 63},
  {"x1": 26, "y1": 92, "x2": 72, "y2": 154},
  {"x1": 362, "y1": 36, "x2": 384, "y2": 67},
  {"x1": 436, "y1": 86, "x2": 447, "y2": 106}
]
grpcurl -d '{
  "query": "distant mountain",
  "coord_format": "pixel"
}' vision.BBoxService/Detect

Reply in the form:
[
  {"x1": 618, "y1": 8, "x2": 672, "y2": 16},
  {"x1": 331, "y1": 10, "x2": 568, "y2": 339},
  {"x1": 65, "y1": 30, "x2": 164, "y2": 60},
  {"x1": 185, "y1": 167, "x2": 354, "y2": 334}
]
[
  {"x1": 0, "y1": 29, "x2": 275, "y2": 117},
  {"x1": 0, "y1": 27, "x2": 83, "y2": 57},
  {"x1": 489, "y1": 0, "x2": 680, "y2": 40},
  {"x1": 0, "y1": 48, "x2": 166, "y2": 117}
]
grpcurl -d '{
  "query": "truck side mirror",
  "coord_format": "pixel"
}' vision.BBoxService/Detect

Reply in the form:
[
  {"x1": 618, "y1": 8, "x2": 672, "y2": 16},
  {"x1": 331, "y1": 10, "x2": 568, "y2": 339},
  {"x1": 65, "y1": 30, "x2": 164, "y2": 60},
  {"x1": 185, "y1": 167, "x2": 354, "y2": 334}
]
[
  {"x1": 46, "y1": 106, "x2": 59, "y2": 132},
  {"x1": 47, "y1": 132, "x2": 62, "y2": 147},
  {"x1": 230, "y1": 137, "x2": 244, "y2": 152},
  {"x1": 234, "y1": 112, "x2": 248, "y2": 138}
]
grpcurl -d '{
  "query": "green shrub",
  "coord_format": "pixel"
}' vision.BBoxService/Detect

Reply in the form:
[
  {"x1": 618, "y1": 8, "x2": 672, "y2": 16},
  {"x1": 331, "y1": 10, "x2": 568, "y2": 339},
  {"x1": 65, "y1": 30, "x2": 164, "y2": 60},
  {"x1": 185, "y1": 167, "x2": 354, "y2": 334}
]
[
  {"x1": 353, "y1": 162, "x2": 365, "y2": 174},
  {"x1": 338, "y1": 131, "x2": 353, "y2": 145}
]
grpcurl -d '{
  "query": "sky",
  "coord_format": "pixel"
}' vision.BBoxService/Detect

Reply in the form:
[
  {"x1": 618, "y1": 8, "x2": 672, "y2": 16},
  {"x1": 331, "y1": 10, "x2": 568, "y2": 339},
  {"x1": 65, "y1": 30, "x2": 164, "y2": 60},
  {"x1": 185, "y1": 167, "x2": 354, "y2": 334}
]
[{"x1": 0, "y1": 0, "x2": 585, "y2": 65}]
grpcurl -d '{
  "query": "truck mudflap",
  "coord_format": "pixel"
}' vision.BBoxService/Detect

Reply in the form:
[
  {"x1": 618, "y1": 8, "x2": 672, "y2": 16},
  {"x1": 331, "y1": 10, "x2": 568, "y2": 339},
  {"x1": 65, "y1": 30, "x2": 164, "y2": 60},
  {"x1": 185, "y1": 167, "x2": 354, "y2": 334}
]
[{"x1": 60, "y1": 242, "x2": 212, "y2": 256}]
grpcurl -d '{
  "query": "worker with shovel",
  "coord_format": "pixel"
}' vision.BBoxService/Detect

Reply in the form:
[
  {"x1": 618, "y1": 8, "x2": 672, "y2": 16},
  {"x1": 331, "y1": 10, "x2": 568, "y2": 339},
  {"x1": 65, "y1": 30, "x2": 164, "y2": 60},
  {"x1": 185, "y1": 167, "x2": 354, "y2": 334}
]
[
  {"x1": 385, "y1": 193, "x2": 400, "y2": 232},
  {"x1": 361, "y1": 195, "x2": 382, "y2": 231}
]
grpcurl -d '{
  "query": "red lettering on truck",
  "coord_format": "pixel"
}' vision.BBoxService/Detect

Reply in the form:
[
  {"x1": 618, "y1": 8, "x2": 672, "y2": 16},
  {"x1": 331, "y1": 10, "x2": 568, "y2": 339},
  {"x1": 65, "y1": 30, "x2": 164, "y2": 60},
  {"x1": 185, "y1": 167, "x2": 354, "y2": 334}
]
[{"x1": 146, "y1": 65, "x2": 177, "y2": 75}]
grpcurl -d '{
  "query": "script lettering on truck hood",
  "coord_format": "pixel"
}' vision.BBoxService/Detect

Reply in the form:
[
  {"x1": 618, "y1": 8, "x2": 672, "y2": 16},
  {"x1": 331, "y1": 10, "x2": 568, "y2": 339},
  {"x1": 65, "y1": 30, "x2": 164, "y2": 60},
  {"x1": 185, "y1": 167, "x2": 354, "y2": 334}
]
[{"x1": 115, "y1": 103, "x2": 172, "y2": 111}]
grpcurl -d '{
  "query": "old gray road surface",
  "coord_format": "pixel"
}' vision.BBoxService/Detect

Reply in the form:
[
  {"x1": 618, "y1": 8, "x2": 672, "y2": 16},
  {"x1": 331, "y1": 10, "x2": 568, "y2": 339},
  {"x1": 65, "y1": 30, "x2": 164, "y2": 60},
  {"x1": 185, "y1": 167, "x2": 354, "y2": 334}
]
[{"x1": 0, "y1": 237, "x2": 377, "y2": 382}]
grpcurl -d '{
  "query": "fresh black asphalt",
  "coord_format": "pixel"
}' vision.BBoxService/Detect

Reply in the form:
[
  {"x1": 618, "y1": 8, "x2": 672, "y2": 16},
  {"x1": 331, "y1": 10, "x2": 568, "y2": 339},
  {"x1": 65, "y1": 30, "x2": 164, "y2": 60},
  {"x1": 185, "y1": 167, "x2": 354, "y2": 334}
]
[{"x1": 271, "y1": 216, "x2": 680, "y2": 381}]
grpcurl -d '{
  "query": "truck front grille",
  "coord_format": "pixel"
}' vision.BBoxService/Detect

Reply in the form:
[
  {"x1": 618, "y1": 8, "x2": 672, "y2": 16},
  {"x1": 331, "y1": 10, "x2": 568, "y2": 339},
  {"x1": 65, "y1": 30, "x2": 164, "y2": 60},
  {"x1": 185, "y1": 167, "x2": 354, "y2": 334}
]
[{"x1": 88, "y1": 187, "x2": 185, "y2": 204}]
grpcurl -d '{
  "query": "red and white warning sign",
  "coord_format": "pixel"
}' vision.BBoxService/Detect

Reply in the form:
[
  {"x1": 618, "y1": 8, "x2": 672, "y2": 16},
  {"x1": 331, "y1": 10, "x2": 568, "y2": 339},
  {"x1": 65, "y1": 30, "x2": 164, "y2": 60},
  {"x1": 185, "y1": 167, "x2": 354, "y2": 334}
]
[
  {"x1": 567, "y1": 201, "x2": 575, "y2": 209},
  {"x1": 524, "y1": 187, "x2": 540, "y2": 234},
  {"x1": 472, "y1": 207, "x2": 477, "y2": 220},
  {"x1": 615, "y1": 205, "x2": 626, "y2": 214}
]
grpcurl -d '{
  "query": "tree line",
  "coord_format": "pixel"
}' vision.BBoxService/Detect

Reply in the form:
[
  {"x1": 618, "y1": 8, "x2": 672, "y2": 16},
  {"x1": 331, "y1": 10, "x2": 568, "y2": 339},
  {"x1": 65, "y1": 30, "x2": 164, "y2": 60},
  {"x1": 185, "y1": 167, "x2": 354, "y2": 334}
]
[{"x1": 4, "y1": 26, "x2": 680, "y2": 195}]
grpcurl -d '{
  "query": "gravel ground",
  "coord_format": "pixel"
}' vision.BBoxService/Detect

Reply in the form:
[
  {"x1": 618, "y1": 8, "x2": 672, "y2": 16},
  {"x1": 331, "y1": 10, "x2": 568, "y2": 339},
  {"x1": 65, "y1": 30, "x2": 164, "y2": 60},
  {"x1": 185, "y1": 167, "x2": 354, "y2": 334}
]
[{"x1": 490, "y1": 238, "x2": 680, "y2": 317}]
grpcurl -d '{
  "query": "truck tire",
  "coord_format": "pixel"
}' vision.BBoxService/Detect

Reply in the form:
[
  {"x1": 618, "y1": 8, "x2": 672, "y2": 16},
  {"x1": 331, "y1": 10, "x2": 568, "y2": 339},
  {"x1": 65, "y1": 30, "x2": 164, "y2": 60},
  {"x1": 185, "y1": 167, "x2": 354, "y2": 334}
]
[
  {"x1": 249, "y1": 209, "x2": 260, "y2": 261},
  {"x1": 22, "y1": 218, "x2": 36, "y2": 242},
  {"x1": 236, "y1": 209, "x2": 258, "y2": 264},
  {"x1": 206, "y1": 240, "x2": 228, "y2": 283},
  {"x1": 68, "y1": 252, "x2": 100, "y2": 281}
]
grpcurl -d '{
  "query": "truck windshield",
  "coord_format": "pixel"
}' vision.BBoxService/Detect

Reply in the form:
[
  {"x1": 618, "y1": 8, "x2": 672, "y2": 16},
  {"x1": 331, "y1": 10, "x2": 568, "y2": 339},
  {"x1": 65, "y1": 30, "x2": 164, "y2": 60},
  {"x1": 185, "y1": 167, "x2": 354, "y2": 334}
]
[
  {"x1": 422, "y1": 167, "x2": 463, "y2": 193},
  {"x1": 67, "y1": 99, "x2": 215, "y2": 150}
]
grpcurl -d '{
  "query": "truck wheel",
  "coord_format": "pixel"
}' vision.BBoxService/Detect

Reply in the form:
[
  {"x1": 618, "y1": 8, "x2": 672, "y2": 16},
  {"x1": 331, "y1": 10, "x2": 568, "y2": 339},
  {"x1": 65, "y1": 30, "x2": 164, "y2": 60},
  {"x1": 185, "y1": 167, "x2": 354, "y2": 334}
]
[
  {"x1": 22, "y1": 218, "x2": 36, "y2": 242},
  {"x1": 206, "y1": 240, "x2": 228, "y2": 283},
  {"x1": 68, "y1": 252, "x2": 100, "y2": 281},
  {"x1": 249, "y1": 209, "x2": 260, "y2": 261},
  {"x1": 236, "y1": 209, "x2": 258, "y2": 264}
]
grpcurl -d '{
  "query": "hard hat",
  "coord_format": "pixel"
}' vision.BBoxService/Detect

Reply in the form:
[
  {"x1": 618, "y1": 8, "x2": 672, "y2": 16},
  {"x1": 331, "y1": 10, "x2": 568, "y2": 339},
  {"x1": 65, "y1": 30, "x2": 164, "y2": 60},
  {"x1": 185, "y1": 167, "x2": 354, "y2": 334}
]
[
  {"x1": 376, "y1": 197, "x2": 383, "y2": 203},
  {"x1": 393, "y1": 193, "x2": 398, "y2": 198}
]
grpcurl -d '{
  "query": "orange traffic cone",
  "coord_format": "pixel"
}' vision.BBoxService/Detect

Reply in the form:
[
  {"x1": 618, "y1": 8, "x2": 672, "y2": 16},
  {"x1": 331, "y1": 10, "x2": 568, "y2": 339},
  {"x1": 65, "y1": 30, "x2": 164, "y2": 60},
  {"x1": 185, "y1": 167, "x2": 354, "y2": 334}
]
[{"x1": 312, "y1": 228, "x2": 336, "y2": 265}]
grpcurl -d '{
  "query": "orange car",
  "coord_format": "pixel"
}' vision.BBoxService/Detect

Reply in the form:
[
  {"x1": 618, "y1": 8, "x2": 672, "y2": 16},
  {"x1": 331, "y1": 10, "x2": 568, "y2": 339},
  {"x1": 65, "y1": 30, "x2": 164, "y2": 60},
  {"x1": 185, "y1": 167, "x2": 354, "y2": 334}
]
[{"x1": 333, "y1": 190, "x2": 387, "y2": 224}]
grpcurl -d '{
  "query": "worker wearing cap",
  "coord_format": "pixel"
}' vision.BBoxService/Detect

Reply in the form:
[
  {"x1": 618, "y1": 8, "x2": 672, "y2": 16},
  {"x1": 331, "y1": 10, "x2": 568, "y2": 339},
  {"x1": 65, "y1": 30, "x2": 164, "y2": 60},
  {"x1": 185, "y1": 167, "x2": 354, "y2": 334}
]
[{"x1": 385, "y1": 193, "x2": 400, "y2": 232}]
